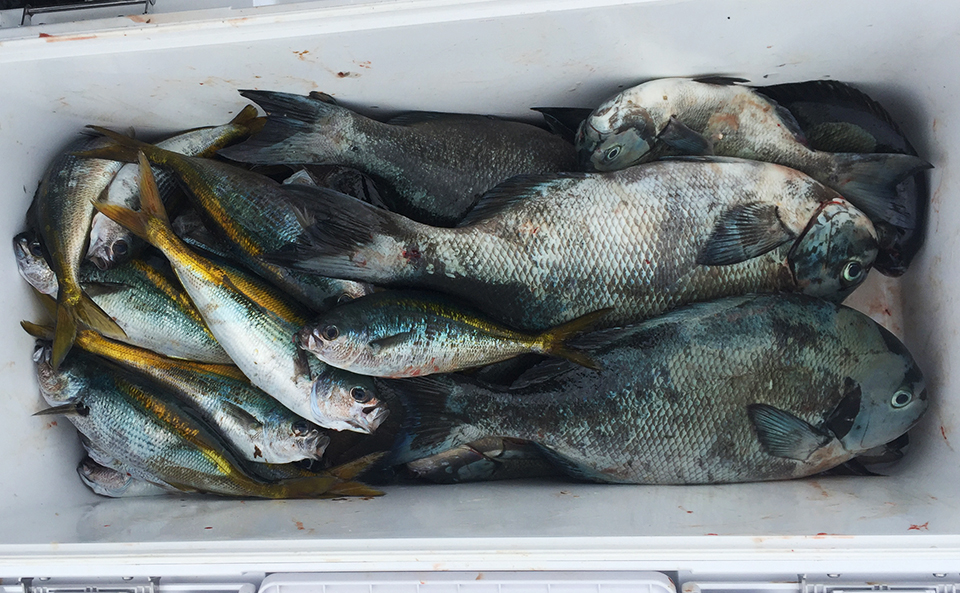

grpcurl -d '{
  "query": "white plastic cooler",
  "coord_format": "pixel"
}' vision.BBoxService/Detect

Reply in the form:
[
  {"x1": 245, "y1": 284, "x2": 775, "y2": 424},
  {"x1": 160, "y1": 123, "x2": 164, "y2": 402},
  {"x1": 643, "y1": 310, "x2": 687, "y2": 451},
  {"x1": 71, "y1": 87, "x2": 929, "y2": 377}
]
[{"x1": 0, "y1": 0, "x2": 957, "y2": 585}]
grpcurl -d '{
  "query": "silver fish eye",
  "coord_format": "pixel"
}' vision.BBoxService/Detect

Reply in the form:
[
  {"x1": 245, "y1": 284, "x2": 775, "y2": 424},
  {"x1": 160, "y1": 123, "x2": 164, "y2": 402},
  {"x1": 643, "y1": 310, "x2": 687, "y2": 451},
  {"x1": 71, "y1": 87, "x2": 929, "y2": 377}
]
[
  {"x1": 292, "y1": 420, "x2": 311, "y2": 435},
  {"x1": 29, "y1": 241, "x2": 44, "y2": 257},
  {"x1": 351, "y1": 386, "x2": 371, "y2": 403},
  {"x1": 842, "y1": 260, "x2": 864, "y2": 283},
  {"x1": 336, "y1": 293, "x2": 354, "y2": 305},
  {"x1": 604, "y1": 145, "x2": 622, "y2": 161},
  {"x1": 113, "y1": 240, "x2": 128, "y2": 256},
  {"x1": 320, "y1": 324, "x2": 339, "y2": 341},
  {"x1": 892, "y1": 389, "x2": 913, "y2": 408}
]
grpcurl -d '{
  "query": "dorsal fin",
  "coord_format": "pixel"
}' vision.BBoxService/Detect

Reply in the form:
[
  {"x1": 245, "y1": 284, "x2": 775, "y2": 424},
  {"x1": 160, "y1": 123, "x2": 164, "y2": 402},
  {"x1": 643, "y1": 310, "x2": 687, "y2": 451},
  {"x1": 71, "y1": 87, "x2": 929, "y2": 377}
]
[
  {"x1": 755, "y1": 80, "x2": 907, "y2": 137},
  {"x1": 387, "y1": 112, "x2": 457, "y2": 126},
  {"x1": 693, "y1": 76, "x2": 750, "y2": 86},
  {"x1": 456, "y1": 173, "x2": 587, "y2": 227}
]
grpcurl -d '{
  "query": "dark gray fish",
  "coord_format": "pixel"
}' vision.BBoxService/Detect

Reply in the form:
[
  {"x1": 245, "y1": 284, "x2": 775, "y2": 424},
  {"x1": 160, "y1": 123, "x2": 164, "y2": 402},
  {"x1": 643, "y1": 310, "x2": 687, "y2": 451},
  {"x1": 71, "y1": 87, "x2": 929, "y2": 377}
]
[
  {"x1": 218, "y1": 90, "x2": 577, "y2": 225},
  {"x1": 385, "y1": 294, "x2": 928, "y2": 484},
  {"x1": 267, "y1": 158, "x2": 877, "y2": 331},
  {"x1": 577, "y1": 78, "x2": 930, "y2": 234},
  {"x1": 756, "y1": 80, "x2": 927, "y2": 276}
]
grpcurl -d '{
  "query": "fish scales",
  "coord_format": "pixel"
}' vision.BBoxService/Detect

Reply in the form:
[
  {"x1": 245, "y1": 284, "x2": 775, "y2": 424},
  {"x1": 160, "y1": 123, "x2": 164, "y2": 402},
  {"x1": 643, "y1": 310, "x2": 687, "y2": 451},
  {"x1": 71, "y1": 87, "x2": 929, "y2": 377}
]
[
  {"x1": 219, "y1": 91, "x2": 576, "y2": 225},
  {"x1": 391, "y1": 295, "x2": 926, "y2": 484},
  {"x1": 374, "y1": 160, "x2": 859, "y2": 329}
]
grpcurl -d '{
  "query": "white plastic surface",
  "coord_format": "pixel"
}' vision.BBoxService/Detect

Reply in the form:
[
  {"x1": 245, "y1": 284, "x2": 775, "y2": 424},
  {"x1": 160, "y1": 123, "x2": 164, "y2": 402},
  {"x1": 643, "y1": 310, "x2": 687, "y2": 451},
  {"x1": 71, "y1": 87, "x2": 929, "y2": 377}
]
[
  {"x1": 258, "y1": 571, "x2": 675, "y2": 593},
  {"x1": 0, "y1": 0, "x2": 956, "y2": 578}
]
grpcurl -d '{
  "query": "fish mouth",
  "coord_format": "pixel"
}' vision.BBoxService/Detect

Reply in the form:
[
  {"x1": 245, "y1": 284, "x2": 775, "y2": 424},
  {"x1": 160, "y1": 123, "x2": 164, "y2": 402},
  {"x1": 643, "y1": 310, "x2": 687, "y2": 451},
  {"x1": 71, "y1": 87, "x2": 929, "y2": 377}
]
[{"x1": 348, "y1": 406, "x2": 390, "y2": 434}]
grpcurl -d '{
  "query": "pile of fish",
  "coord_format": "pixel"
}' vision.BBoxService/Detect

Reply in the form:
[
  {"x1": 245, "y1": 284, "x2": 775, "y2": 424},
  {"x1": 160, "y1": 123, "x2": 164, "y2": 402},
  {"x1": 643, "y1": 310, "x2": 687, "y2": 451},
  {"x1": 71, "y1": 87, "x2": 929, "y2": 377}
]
[{"x1": 15, "y1": 77, "x2": 931, "y2": 496}]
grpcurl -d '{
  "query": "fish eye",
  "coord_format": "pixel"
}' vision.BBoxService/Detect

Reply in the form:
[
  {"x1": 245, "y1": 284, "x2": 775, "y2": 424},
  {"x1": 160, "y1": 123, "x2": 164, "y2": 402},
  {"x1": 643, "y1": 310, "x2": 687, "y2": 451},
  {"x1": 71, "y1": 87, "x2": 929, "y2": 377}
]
[
  {"x1": 891, "y1": 390, "x2": 913, "y2": 408},
  {"x1": 113, "y1": 240, "x2": 128, "y2": 256},
  {"x1": 842, "y1": 260, "x2": 864, "y2": 284},
  {"x1": 336, "y1": 293, "x2": 354, "y2": 305},
  {"x1": 604, "y1": 145, "x2": 622, "y2": 162},
  {"x1": 29, "y1": 241, "x2": 44, "y2": 257},
  {"x1": 292, "y1": 420, "x2": 311, "y2": 435},
  {"x1": 351, "y1": 386, "x2": 371, "y2": 403},
  {"x1": 320, "y1": 324, "x2": 339, "y2": 341}
]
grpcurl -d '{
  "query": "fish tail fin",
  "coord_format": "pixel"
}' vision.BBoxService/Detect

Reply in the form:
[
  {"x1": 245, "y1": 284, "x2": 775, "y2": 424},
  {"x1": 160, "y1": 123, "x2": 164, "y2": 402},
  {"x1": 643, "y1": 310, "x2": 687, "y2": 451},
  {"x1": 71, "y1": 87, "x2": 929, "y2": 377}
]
[
  {"x1": 228, "y1": 104, "x2": 261, "y2": 127},
  {"x1": 827, "y1": 152, "x2": 932, "y2": 228},
  {"x1": 325, "y1": 452, "x2": 387, "y2": 481},
  {"x1": 323, "y1": 480, "x2": 385, "y2": 498},
  {"x1": 271, "y1": 475, "x2": 338, "y2": 499},
  {"x1": 533, "y1": 308, "x2": 612, "y2": 370},
  {"x1": 76, "y1": 292, "x2": 126, "y2": 340},
  {"x1": 21, "y1": 320, "x2": 54, "y2": 339},
  {"x1": 76, "y1": 126, "x2": 154, "y2": 164},
  {"x1": 380, "y1": 376, "x2": 477, "y2": 467},
  {"x1": 51, "y1": 292, "x2": 79, "y2": 371},
  {"x1": 262, "y1": 184, "x2": 425, "y2": 284},
  {"x1": 95, "y1": 153, "x2": 179, "y2": 255},
  {"x1": 218, "y1": 90, "x2": 347, "y2": 164}
]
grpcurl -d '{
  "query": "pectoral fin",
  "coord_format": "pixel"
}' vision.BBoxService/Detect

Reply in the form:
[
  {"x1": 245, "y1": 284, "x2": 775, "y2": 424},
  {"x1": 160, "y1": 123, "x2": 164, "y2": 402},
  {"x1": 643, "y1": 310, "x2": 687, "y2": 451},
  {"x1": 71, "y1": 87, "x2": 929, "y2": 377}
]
[
  {"x1": 369, "y1": 331, "x2": 414, "y2": 354},
  {"x1": 657, "y1": 116, "x2": 713, "y2": 155},
  {"x1": 748, "y1": 403, "x2": 832, "y2": 462},
  {"x1": 220, "y1": 401, "x2": 264, "y2": 437},
  {"x1": 697, "y1": 202, "x2": 794, "y2": 265}
]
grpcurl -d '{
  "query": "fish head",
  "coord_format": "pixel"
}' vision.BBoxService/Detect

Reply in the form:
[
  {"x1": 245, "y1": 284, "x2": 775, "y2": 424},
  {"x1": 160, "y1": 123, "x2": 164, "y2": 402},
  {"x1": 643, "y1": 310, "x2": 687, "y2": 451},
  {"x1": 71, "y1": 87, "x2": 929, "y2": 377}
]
[
  {"x1": 296, "y1": 308, "x2": 371, "y2": 370},
  {"x1": 829, "y1": 312, "x2": 928, "y2": 453},
  {"x1": 14, "y1": 231, "x2": 58, "y2": 295},
  {"x1": 261, "y1": 418, "x2": 331, "y2": 463},
  {"x1": 77, "y1": 457, "x2": 133, "y2": 496},
  {"x1": 788, "y1": 199, "x2": 879, "y2": 301},
  {"x1": 33, "y1": 340, "x2": 85, "y2": 404},
  {"x1": 577, "y1": 93, "x2": 656, "y2": 171},
  {"x1": 310, "y1": 368, "x2": 390, "y2": 434},
  {"x1": 86, "y1": 213, "x2": 135, "y2": 270}
]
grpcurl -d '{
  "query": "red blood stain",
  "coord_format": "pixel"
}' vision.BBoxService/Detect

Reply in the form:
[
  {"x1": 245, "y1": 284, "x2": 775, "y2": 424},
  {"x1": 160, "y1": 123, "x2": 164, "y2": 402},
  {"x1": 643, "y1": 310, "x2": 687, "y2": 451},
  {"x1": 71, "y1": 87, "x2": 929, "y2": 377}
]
[
  {"x1": 38, "y1": 33, "x2": 53, "y2": 38},
  {"x1": 295, "y1": 521, "x2": 305, "y2": 530},
  {"x1": 941, "y1": 426, "x2": 948, "y2": 440},
  {"x1": 817, "y1": 532, "x2": 828, "y2": 536},
  {"x1": 204, "y1": 526, "x2": 213, "y2": 530},
  {"x1": 706, "y1": 533, "x2": 718, "y2": 536},
  {"x1": 908, "y1": 522, "x2": 929, "y2": 531},
  {"x1": 402, "y1": 247, "x2": 421, "y2": 260}
]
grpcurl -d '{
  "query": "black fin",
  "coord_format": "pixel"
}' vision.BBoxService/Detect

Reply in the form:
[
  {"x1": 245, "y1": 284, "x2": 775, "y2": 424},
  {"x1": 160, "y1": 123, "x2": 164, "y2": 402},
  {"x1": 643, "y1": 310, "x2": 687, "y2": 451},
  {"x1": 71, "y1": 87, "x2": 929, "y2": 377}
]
[
  {"x1": 532, "y1": 107, "x2": 593, "y2": 143},
  {"x1": 261, "y1": 184, "x2": 406, "y2": 280},
  {"x1": 828, "y1": 152, "x2": 932, "y2": 229},
  {"x1": 307, "y1": 91, "x2": 338, "y2": 105},
  {"x1": 218, "y1": 90, "x2": 343, "y2": 164},
  {"x1": 693, "y1": 76, "x2": 750, "y2": 86},
  {"x1": 533, "y1": 444, "x2": 620, "y2": 483},
  {"x1": 657, "y1": 117, "x2": 713, "y2": 155},
  {"x1": 511, "y1": 358, "x2": 578, "y2": 389},
  {"x1": 369, "y1": 331, "x2": 415, "y2": 354},
  {"x1": 823, "y1": 380, "x2": 862, "y2": 441},
  {"x1": 748, "y1": 403, "x2": 831, "y2": 462},
  {"x1": 817, "y1": 458, "x2": 884, "y2": 477},
  {"x1": 457, "y1": 173, "x2": 586, "y2": 227},
  {"x1": 380, "y1": 376, "x2": 471, "y2": 466},
  {"x1": 697, "y1": 202, "x2": 794, "y2": 265},
  {"x1": 34, "y1": 403, "x2": 89, "y2": 417},
  {"x1": 756, "y1": 80, "x2": 907, "y2": 136}
]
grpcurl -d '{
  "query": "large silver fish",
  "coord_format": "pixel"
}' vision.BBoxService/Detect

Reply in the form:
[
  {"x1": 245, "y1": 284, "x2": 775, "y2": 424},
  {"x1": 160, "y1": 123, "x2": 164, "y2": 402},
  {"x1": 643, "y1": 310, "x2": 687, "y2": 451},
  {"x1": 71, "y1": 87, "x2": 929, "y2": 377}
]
[
  {"x1": 77, "y1": 456, "x2": 174, "y2": 498},
  {"x1": 386, "y1": 294, "x2": 928, "y2": 484},
  {"x1": 269, "y1": 157, "x2": 878, "y2": 331},
  {"x1": 577, "y1": 78, "x2": 930, "y2": 232},
  {"x1": 218, "y1": 90, "x2": 576, "y2": 225}
]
